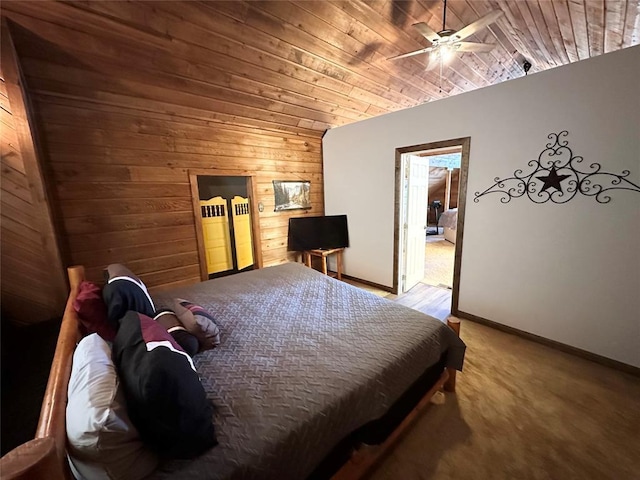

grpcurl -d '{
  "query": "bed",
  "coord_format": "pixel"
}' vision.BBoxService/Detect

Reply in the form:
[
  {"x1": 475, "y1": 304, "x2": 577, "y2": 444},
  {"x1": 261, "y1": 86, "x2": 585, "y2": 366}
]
[
  {"x1": 438, "y1": 208, "x2": 458, "y2": 244},
  {"x1": 1, "y1": 262, "x2": 465, "y2": 480}
]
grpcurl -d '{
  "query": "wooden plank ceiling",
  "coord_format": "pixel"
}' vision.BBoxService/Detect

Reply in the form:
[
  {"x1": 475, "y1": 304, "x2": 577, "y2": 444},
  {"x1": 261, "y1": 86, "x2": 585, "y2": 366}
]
[
  {"x1": 3, "y1": 0, "x2": 638, "y2": 135},
  {"x1": 0, "y1": 0, "x2": 638, "y2": 292}
]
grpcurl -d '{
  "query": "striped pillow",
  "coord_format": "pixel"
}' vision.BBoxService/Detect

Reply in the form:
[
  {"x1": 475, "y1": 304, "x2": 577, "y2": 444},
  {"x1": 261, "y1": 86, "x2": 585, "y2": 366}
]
[{"x1": 172, "y1": 299, "x2": 221, "y2": 352}]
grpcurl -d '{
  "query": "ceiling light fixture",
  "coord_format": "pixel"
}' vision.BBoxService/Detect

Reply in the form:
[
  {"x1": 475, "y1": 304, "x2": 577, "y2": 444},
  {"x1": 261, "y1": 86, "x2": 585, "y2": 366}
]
[
  {"x1": 438, "y1": 42, "x2": 456, "y2": 63},
  {"x1": 389, "y1": 0, "x2": 504, "y2": 94}
]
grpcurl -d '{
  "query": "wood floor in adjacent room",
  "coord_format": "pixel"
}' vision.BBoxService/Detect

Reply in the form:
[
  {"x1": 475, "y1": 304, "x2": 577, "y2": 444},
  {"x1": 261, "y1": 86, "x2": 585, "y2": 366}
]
[{"x1": 422, "y1": 234, "x2": 454, "y2": 290}]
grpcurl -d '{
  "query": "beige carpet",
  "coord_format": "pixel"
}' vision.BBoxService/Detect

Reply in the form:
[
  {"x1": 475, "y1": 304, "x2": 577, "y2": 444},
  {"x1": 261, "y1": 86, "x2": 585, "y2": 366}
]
[
  {"x1": 422, "y1": 235, "x2": 454, "y2": 289},
  {"x1": 370, "y1": 320, "x2": 640, "y2": 480}
]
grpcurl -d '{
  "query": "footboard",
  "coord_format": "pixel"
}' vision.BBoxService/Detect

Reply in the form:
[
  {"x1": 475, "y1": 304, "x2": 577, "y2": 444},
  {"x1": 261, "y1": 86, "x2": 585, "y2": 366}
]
[
  {"x1": 332, "y1": 316, "x2": 462, "y2": 480},
  {"x1": 1, "y1": 266, "x2": 85, "y2": 480}
]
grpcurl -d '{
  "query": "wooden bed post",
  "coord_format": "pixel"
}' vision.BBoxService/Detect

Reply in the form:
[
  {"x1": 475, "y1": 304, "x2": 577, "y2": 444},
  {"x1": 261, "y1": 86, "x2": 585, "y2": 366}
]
[
  {"x1": 444, "y1": 316, "x2": 461, "y2": 392},
  {"x1": 36, "y1": 266, "x2": 85, "y2": 478},
  {"x1": 0, "y1": 437, "x2": 66, "y2": 480}
]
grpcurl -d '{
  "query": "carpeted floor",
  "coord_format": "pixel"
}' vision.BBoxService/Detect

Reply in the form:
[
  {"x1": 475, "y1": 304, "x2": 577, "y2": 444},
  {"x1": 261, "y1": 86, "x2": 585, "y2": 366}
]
[
  {"x1": 370, "y1": 319, "x2": 640, "y2": 480},
  {"x1": 423, "y1": 235, "x2": 454, "y2": 289}
]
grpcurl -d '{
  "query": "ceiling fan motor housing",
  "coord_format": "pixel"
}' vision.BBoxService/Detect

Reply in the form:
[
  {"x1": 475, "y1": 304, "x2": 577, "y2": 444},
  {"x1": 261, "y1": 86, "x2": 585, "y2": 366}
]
[{"x1": 437, "y1": 29, "x2": 458, "y2": 38}]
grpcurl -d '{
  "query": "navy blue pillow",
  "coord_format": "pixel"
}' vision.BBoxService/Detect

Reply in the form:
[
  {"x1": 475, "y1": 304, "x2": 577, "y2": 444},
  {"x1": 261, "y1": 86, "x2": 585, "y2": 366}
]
[
  {"x1": 112, "y1": 311, "x2": 217, "y2": 458},
  {"x1": 102, "y1": 277, "x2": 155, "y2": 325},
  {"x1": 102, "y1": 263, "x2": 155, "y2": 325}
]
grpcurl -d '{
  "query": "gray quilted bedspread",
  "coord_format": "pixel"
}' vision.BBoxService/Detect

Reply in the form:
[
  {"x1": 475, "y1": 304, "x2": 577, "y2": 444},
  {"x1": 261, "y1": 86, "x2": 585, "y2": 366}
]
[{"x1": 149, "y1": 262, "x2": 465, "y2": 480}]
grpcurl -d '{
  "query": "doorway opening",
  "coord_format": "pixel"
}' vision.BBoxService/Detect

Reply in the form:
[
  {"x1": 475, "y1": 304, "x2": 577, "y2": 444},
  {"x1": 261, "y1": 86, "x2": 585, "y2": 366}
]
[
  {"x1": 189, "y1": 171, "x2": 263, "y2": 281},
  {"x1": 393, "y1": 138, "x2": 470, "y2": 317},
  {"x1": 423, "y1": 149, "x2": 461, "y2": 289}
]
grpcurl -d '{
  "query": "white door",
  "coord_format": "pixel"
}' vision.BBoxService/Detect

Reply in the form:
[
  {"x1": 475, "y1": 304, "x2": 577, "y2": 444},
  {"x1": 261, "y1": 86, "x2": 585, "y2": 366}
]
[{"x1": 403, "y1": 155, "x2": 430, "y2": 292}]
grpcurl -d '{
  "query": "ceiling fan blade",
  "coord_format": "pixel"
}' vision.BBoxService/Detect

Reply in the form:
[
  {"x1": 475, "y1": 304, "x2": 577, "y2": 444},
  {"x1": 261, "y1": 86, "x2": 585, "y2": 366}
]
[
  {"x1": 454, "y1": 10, "x2": 504, "y2": 41},
  {"x1": 413, "y1": 22, "x2": 442, "y2": 43},
  {"x1": 388, "y1": 46, "x2": 434, "y2": 61},
  {"x1": 456, "y1": 42, "x2": 496, "y2": 53}
]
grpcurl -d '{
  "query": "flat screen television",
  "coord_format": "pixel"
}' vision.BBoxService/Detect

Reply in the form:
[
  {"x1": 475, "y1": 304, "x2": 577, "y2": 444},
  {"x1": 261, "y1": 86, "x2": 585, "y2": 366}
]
[{"x1": 287, "y1": 215, "x2": 349, "y2": 251}]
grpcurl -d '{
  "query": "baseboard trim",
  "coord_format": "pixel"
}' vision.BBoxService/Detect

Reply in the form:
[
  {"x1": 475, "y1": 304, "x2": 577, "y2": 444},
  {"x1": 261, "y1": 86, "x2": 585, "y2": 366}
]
[
  {"x1": 340, "y1": 273, "x2": 394, "y2": 293},
  {"x1": 457, "y1": 310, "x2": 640, "y2": 377}
]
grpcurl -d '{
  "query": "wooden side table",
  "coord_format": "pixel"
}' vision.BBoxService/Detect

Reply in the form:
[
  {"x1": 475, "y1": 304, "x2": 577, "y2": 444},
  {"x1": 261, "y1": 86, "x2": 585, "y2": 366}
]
[{"x1": 302, "y1": 247, "x2": 344, "y2": 280}]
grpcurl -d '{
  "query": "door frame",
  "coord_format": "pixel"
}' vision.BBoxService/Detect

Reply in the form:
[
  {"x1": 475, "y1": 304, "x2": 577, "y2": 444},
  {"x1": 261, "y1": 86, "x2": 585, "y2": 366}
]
[
  {"x1": 188, "y1": 170, "x2": 263, "y2": 281},
  {"x1": 393, "y1": 137, "x2": 470, "y2": 316}
]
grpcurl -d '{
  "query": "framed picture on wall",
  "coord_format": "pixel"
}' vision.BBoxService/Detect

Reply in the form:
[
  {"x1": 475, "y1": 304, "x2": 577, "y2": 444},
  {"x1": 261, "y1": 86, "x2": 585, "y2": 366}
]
[{"x1": 273, "y1": 180, "x2": 311, "y2": 211}]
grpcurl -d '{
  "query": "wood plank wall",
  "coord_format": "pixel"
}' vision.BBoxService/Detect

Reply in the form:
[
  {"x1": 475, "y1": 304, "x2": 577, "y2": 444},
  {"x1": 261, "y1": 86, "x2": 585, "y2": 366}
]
[
  {"x1": 1, "y1": 6, "x2": 324, "y2": 292},
  {"x1": 430, "y1": 169, "x2": 460, "y2": 211},
  {"x1": 0, "y1": 75, "x2": 62, "y2": 323}
]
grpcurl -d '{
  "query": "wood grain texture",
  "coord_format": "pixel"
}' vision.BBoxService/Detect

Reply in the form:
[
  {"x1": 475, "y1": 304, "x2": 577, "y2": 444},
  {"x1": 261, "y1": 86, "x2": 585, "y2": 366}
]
[
  {"x1": 451, "y1": 137, "x2": 471, "y2": 316},
  {"x1": 33, "y1": 265, "x2": 84, "y2": 480},
  {"x1": 332, "y1": 370, "x2": 450, "y2": 480},
  {"x1": 1, "y1": 1, "x2": 637, "y2": 292},
  {"x1": 3, "y1": 1, "x2": 636, "y2": 132},
  {"x1": 0, "y1": 437, "x2": 66, "y2": 480},
  {"x1": 0, "y1": 20, "x2": 66, "y2": 324},
  {"x1": 444, "y1": 317, "x2": 461, "y2": 392},
  {"x1": 429, "y1": 168, "x2": 460, "y2": 210},
  {"x1": 2, "y1": 4, "x2": 325, "y2": 290}
]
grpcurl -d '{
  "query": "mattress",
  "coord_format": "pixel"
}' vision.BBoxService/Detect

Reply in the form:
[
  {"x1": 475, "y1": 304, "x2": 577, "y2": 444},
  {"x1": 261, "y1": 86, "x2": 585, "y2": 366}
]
[{"x1": 150, "y1": 262, "x2": 465, "y2": 479}]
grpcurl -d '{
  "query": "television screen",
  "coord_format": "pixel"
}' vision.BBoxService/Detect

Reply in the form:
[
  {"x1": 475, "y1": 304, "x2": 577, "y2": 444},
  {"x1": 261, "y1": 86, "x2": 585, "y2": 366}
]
[{"x1": 287, "y1": 215, "x2": 349, "y2": 251}]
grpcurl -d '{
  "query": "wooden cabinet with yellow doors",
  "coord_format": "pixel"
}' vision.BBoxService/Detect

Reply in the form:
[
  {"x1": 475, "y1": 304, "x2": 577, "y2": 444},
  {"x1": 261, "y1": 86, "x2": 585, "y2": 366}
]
[{"x1": 200, "y1": 195, "x2": 254, "y2": 276}]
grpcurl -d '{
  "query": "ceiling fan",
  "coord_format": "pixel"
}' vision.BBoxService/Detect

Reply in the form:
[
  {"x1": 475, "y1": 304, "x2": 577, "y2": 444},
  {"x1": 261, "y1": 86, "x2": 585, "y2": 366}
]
[{"x1": 389, "y1": 0, "x2": 504, "y2": 70}]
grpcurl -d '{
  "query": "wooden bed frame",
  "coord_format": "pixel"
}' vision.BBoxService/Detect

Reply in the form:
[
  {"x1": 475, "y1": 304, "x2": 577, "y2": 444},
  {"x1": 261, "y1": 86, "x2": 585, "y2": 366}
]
[{"x1": 0, "y1": 265, "x2": 461, "y2": 480}]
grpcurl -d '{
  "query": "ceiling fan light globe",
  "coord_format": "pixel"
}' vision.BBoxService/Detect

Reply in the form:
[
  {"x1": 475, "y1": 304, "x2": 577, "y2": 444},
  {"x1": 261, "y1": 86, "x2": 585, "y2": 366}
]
[{"x1": 440, "y1": 44, "x2": 455, "y2": 62}]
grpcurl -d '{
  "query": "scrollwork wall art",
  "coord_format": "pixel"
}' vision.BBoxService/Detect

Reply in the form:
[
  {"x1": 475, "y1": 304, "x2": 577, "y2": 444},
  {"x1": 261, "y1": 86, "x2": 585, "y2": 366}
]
[{"x1": 474, "y1": 131, "x2": 640, "y2": 204}]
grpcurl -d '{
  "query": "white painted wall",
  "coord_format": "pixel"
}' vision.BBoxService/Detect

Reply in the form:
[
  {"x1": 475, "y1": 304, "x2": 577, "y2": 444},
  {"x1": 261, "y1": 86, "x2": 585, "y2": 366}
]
[{"x1": 323, "y1": 46, "x2": 640, "y2": 368}]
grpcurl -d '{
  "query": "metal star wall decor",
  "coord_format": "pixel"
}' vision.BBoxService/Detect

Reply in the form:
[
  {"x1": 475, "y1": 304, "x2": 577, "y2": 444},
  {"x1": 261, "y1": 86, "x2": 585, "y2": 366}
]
[{"x1": 474, "y1": 131, "x2": 640, "y2": 204}]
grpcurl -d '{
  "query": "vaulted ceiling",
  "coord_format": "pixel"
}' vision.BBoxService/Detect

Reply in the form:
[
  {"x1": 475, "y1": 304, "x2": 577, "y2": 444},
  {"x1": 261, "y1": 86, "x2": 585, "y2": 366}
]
[{"x1": 3, "y1": 1, "x2": 639, "y2": 135}]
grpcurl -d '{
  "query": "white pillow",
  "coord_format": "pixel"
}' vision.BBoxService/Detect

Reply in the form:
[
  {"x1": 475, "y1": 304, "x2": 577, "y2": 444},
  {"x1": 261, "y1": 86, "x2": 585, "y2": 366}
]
[{"x1": 66, "y1": 334, "x2": 158, "y2": 480}]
